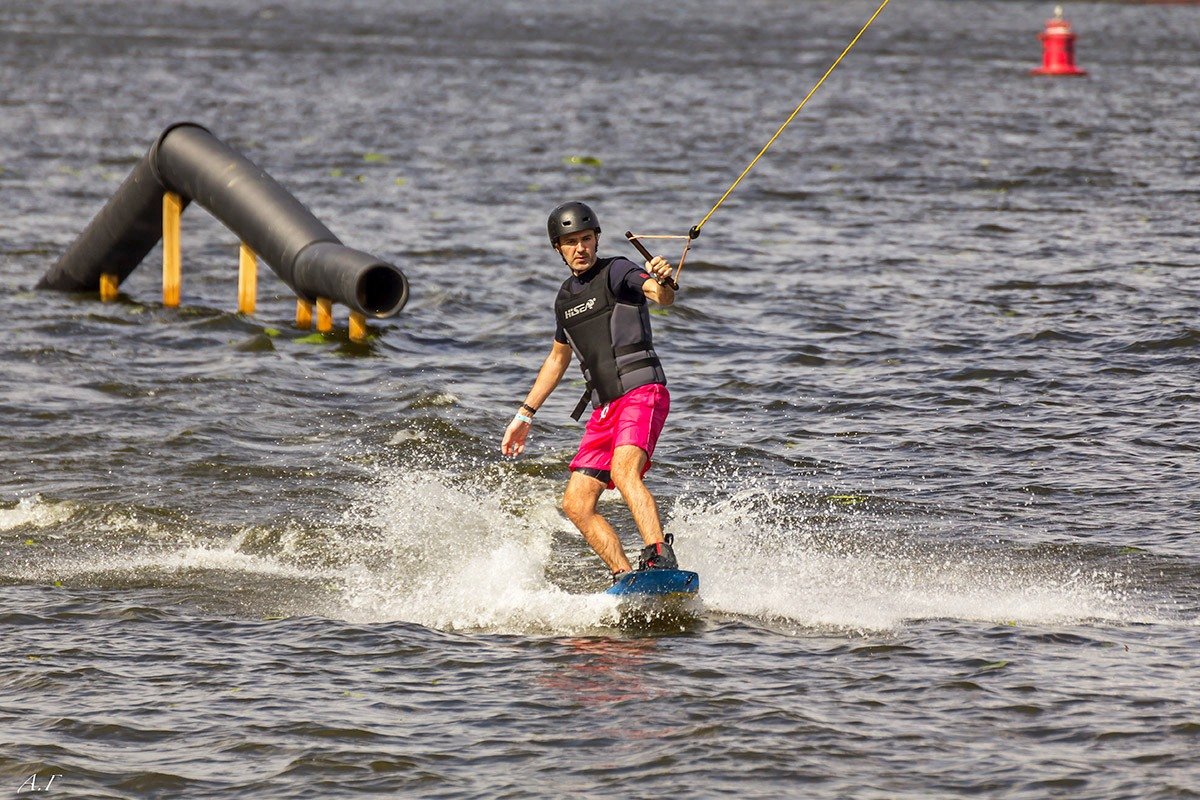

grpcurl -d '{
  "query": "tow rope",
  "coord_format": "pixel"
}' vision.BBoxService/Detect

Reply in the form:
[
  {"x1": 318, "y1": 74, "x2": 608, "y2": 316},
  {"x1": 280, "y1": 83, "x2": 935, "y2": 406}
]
[{"x1": 628, "y1": 0, "x2": 892, "y2": 285}]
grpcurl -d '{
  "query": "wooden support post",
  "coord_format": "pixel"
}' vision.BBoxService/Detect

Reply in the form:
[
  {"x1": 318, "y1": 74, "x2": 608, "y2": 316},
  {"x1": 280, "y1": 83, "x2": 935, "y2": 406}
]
[
  {"x1": 349, "y1": 311, "x2": 368, "y2": 343},
  {"x1": 162, "y1": 192, "x2": 183, "y2": 308},
  {"x1": 316, "y1": 297, "x2": 333, "y2": 332},
  {"x1": 99, "y1": 273, "x2": 119, "y2": 302},
  {"x1": 296, "y1": 298, "x2": 313, "y2": 329},
  {"x1": 238, "y1": 242, "x2": 257, "y2": 314}
]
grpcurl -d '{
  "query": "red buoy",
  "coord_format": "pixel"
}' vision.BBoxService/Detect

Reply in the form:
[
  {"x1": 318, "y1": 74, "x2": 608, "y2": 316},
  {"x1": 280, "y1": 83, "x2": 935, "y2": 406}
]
[{"x1": 1032, "y1": 5, "x2": 1087, "y2": 76}]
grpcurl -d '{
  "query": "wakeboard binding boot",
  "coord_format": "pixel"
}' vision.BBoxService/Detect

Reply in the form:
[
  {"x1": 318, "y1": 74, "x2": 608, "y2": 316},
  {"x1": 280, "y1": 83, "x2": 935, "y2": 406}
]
[{"x1": 637, "y1": 533, "x2": 679, "y2": 571}]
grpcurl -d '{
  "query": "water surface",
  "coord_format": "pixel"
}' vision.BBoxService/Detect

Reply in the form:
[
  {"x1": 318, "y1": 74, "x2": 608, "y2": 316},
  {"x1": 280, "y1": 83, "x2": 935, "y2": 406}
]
[{"x1": 2, "y1": 1, "x2": 1199, "y2": 797}]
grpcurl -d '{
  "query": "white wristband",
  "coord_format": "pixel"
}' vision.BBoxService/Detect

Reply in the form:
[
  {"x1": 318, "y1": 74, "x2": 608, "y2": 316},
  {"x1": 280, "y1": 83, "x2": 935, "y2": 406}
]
[{"x1": 514, "y1": 413, "x2": 534, "y2": 425}]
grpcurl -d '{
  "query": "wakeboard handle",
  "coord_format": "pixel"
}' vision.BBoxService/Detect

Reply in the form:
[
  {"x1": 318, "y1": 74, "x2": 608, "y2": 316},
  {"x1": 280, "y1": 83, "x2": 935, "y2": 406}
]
[{"x1": 625, "y1": 231, "x2": 679, "y2": 290}]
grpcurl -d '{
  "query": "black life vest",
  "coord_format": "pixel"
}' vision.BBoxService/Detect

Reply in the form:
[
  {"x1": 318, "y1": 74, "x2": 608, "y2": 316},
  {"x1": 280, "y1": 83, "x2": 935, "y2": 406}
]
[{"x1": 554, "y1": 258, "x2": 666, "y2": 419}]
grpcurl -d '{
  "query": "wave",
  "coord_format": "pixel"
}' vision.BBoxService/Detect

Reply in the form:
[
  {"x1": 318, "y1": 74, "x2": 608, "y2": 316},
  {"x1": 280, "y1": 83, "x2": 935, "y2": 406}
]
[{"x1": 1, "y1": 456, "x2": 1175, "y2": 637}]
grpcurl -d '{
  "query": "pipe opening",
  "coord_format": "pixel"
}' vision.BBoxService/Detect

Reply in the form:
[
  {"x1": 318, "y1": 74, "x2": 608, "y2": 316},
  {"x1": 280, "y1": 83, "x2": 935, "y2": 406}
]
[{"x1": 357, "y1": 264, "x2": 409, "y2": 317}]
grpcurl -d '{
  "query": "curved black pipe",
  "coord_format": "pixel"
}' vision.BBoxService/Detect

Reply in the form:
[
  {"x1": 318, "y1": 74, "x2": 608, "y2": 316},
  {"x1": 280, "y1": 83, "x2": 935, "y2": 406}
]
[
  {"x1": 39, "y1": 122, "x2": 408, "y2": 319},
  {"x1": 37, "y1": 152, "x2": 193, "y2": 292},
  {"x1": 293, "y1": 242, "x2": 410, "y2": 316}
]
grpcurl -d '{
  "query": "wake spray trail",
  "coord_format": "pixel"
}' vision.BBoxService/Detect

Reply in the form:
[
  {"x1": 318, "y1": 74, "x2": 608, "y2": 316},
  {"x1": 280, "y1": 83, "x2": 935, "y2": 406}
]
[
  {"x1": 331, "y1": 463, "x2": 622, "y2": 635},
  {"x1": 668, "y1": 483, "x2": 1152, "y2": 634},
  {"x1": 325, "y1": 443, "x2": 1167, "y2": 636},
  {"x1": 1, "y1": 478, "x2": 1164, "y2": 634}
]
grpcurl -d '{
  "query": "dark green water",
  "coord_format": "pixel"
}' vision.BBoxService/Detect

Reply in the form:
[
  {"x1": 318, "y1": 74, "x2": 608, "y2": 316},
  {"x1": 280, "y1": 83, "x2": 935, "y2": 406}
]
[{"x1": 2, "y1": 0, "x2": 1199, "y2": 797}]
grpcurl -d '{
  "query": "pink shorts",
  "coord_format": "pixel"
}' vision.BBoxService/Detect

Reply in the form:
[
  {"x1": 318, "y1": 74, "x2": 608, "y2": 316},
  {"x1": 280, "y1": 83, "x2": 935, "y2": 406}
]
[{"x1": 569, "y1": 383, "x2": 670, "y2": 489}]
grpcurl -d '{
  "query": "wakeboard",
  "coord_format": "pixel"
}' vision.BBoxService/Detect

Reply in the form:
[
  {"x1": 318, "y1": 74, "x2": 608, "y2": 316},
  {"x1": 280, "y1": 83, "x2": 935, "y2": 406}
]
[
  {"x1": 606, "y1": 568, "x2": 699, "y2": 600},
  {"x1": 605, "y1": 568, "x2": 701, "y2": 629}
]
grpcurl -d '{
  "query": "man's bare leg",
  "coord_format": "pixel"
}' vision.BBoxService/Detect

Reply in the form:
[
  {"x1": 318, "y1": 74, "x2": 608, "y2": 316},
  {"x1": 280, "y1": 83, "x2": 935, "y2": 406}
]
[
  {"x1": 609, "y1": 445, "x2": 664, "y2": 546},
  {"x1": 562, "y1": 470, "x2": 632, "y2": 573}
]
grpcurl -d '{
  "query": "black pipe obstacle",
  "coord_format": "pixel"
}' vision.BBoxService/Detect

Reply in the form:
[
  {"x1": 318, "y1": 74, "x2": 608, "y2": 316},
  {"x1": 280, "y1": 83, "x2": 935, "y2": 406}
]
[{"x1": 38, "y1": 122, "x2": 409, "y2": 319}]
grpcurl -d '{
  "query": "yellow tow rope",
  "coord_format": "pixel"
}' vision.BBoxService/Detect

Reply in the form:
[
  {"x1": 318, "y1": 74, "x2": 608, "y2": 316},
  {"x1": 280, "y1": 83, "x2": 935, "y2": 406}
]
[
  {"x1": 691, "y1": 0, "x2": 893, "y2": 239},
  {"x1": 628, "y1": 0, "x2": 892, "y2": 285}
]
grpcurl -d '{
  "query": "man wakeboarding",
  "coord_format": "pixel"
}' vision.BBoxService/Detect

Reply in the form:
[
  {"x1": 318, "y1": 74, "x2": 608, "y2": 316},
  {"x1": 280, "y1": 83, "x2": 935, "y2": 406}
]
[{"x1": 501, "y1": 201, "x2": 680, "y2": 582}]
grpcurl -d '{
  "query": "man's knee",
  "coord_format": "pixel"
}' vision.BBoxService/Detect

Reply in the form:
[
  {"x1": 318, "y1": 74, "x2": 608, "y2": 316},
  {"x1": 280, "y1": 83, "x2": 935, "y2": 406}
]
[
  {"x1": 609, "y1": 466, "x2": 641, "y2": 493},
  {"x1": 562, "y1": 485, "x2": 597, "y2": 524},
  {"x1": 610, "y1": 447, "x2": 648, "y2": 490}
]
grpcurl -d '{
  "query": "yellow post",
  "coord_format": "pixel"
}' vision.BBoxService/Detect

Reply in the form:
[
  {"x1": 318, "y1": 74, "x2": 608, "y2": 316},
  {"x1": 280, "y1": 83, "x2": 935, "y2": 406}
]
[
  {"x1": 238, "y1": 242, "x2": 257, "y2": 314},
  {"x1": 99, "y1": 273, "x2": 119, "y2": 302},
  {"x1": 296, "y1": 298, "x2": 313, "y2": 329},
  {"x1": 162, "y1": 192, "x2": 183, "y2": 307},
  {"x1": 349, "y1": 311, "x2": 368, "y2": 343},
  {"x1": 316, "y1": 297, "x2": 333, "y2": 332}
]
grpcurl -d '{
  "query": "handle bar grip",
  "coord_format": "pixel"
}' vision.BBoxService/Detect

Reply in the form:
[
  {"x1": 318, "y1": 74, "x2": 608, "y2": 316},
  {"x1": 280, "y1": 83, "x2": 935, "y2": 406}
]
[{"x1": 624, "y1": 231, "x2": 679, "y2": 290}]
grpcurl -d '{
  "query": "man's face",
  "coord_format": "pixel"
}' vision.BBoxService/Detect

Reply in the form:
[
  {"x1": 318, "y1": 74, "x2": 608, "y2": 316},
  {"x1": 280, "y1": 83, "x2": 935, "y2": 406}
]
[{"x1": 556, "y1": 229, "x2": 598, "y2": 274}]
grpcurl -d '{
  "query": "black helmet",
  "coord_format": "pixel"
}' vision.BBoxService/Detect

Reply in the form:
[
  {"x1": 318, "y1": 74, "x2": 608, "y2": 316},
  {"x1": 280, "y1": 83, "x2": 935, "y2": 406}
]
[{"x1": 547, "y1": 201, "x2": 600, "y2": 244}]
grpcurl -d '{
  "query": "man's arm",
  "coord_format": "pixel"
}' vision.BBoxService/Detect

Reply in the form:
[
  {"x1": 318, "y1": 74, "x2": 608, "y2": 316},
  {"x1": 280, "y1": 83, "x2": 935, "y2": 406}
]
[
  {"x1": 640, "y1": 255, "x2": 675, "y2": 307},
  {"x1": 501, "y1": 340, "x2": 573, "y2": 457}
]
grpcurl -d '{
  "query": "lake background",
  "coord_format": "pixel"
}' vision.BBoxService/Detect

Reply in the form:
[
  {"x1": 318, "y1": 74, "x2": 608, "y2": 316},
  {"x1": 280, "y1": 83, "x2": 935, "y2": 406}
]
[{"x1": 2, "y1": 0, "x2": 1199, "y2": 797}]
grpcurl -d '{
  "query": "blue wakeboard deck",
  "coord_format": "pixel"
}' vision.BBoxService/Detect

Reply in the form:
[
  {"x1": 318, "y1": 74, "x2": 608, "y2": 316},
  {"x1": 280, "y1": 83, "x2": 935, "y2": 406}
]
[{"x1": 606, "y1": 569, "x2": 699, "y2": 598}]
